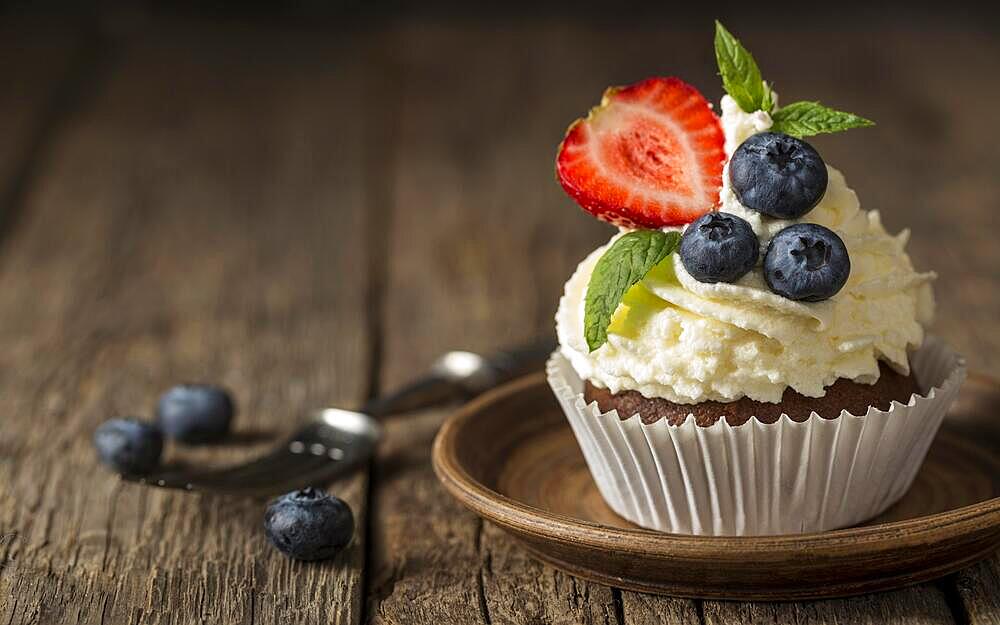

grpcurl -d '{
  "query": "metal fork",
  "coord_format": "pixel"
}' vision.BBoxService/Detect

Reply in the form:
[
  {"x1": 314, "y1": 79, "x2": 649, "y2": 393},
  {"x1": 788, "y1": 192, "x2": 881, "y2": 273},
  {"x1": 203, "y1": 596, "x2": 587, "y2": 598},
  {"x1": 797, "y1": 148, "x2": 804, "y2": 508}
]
[{"x1": 123, "y1": 339, "x2": 555, "y2": 496}]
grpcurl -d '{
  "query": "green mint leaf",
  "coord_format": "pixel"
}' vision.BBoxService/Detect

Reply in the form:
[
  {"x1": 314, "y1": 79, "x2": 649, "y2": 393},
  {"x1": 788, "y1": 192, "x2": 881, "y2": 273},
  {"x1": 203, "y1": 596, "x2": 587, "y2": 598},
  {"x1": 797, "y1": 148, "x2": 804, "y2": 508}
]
[
  {"x1": 584, "y1": 230, "x2": 681, "y2": 352},
  {"x1": 714, "y1": 21, "x2": 770, "y2": 113},
  {"x1": 771, "y1": 101, "x2": 874, "y2": 137},
  {"x1": 761, "y1": 81, "x2": 774, "y2": 113}
]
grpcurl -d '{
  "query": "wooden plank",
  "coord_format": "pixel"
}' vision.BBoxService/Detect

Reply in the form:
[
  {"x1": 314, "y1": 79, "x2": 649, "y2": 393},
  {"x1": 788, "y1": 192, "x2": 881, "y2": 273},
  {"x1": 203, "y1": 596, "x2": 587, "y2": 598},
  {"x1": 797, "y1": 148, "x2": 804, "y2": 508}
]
[
  {"x1": 703, "y1": 586, "x2": 956, "y2": 625},
  {"x1": 368, "y1": 20, "x2": 699, "y2": 625},
  {"x1": 0, "y1": 19, "x2": 90, "y2": 238},
  {"x1": 949, "y1": 552, "x2": 1000, "y2": 625},
  {"x1": 0, "y1": 19, "x2": 373, "y2": 625},
  {"x1": 367, "y1": 20, "x2": 614, "y2": 625}
]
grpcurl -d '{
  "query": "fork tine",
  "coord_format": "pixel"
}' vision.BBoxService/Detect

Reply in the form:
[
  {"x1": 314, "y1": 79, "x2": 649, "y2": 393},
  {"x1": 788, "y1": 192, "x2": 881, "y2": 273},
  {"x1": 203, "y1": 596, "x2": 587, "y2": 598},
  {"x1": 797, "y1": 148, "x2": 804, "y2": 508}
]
[
  {"x1": 143, "y1": 437, "x2": 367, "y2": 495},
  {"x1": 123, "y1": 408, "x2": 379, "y2": 495}
]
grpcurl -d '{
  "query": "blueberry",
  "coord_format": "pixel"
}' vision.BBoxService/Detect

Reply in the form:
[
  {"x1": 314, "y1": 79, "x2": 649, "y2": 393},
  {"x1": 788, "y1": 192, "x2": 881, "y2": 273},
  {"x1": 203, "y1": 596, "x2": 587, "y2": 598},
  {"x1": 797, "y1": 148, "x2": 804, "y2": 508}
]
[
  {"x1": 156, "y1": 384, "x2": 234, "y2": 443},
  {"x1": 264, "y1": 487, "x2": 354, "y2": 561},
  {"x1": 729, "y1": 132, "x2": 828, "y2": 219},
  {"x1": 679, "y1": 212, "x2": 759, "y2": 283},
  {"x1": 93, "y1": 418, "x2": 163, "y2": 474},
  {"x1": 763, "y1": 223, "x2": 850, "y2": 302}
]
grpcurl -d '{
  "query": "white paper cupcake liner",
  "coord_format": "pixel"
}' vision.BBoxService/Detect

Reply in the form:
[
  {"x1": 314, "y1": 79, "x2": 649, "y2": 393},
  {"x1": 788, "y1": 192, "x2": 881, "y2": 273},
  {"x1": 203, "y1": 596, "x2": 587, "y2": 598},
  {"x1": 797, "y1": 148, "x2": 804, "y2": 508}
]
[{"x1": 547, "y1": 336, "x2": 966, "y2": 536}]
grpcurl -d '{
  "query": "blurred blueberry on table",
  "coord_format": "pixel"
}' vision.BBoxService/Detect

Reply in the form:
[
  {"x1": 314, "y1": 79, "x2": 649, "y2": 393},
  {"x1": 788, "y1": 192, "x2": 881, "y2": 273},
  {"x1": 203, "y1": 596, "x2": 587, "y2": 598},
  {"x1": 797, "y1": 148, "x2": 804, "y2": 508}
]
[
  {"x1": 93, "y1": 418, "x2": 163, "y2": 474},
  {"x1": 156, "y1": 383, "x2": 234, "y2": 443},
  {"x1": 264, "y1": 487, "x2": 354, "y2": 561}
]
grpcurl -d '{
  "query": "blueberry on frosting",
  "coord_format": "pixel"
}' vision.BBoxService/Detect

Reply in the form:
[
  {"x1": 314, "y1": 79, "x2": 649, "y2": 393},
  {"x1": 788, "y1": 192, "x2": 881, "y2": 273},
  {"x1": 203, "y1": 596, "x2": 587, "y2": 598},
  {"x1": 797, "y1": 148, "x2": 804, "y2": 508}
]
[
  {"x1": 729, "y1": 132, "x2": 828, "y2": 219},
  {"x1": 679, "y1": 212, "x2": 759, "y2": 284},
  {"x1": 763, "y1": 223, "x2": 850, "y2": 302}
]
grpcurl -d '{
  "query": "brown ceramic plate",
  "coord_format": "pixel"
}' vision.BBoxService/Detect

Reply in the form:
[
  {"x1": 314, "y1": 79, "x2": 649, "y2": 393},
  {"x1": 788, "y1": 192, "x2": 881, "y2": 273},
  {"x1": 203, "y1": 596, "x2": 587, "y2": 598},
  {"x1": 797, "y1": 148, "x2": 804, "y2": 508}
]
[{"x1": 432, "y1": 372, "x2": 1000, "y2": 600}]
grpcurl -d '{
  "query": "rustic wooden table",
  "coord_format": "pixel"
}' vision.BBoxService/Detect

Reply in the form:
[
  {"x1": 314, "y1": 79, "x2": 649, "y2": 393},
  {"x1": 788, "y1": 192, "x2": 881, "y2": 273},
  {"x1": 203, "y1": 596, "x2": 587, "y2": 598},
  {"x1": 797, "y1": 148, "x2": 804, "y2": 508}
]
[{"x1": 1, "y1": 10, "x2": 998, "y2": 625}]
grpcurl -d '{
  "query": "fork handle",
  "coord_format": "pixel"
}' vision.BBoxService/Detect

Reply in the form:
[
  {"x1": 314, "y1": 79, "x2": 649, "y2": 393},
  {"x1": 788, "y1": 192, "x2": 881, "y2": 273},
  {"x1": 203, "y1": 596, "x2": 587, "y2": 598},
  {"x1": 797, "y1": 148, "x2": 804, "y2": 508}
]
[
  {"x1": 361, "y1": 376, "x2": 458, "y2": 418},
  {"x1": 361, "y1": 337, "x2": 556, "y2": 418}
]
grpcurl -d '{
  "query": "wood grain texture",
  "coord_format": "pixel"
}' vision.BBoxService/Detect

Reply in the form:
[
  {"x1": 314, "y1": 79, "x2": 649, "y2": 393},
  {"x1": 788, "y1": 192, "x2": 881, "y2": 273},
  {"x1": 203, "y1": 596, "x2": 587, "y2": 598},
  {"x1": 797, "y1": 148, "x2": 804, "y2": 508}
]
[
  {"x1": 0, "y1": 20, "x2": 373, "y2": 625},
  {"x1": 367, "y1": 20, "x2": 625, "y2": 625},
  {"x1": 949, "y1": 552, "x2": 1000, "y2": 624},
  {"x1": 0, "y1": 19, "x2": 91, "y2": 237},
  {"x1": 702, "y1": 591, "x2": 957, "y2": 625}
]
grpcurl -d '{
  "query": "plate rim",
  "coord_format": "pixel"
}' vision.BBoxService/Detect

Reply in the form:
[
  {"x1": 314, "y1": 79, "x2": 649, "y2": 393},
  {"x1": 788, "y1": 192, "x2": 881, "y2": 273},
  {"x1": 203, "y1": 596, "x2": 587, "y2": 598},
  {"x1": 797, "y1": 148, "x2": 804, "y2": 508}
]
[{"x1": 432, "y1": 370, "x2": 1000, "y2": 559}]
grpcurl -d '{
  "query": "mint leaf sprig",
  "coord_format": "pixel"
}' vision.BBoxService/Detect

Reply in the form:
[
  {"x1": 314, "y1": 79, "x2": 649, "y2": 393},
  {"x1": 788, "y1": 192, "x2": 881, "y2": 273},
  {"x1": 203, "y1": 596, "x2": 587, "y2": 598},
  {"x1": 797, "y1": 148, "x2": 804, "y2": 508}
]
[
  {"x1": 714, "y1": 21, "x2": 874, "y2": 138},
  {"x1": 714, "y1": 20, "x2": 773, "y2": 114},
  {"x1": 584, "y1": 230, "x2": 680, "y2": 352},
  {"x1": 770, "y1": 101, "x2": 874, "y2": 138}
]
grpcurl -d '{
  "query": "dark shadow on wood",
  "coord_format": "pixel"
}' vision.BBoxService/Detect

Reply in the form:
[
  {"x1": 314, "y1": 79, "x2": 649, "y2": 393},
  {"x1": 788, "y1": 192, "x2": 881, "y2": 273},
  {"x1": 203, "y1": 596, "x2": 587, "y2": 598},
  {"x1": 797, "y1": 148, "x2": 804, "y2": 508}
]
[{"x1": 359, "y1": 27, "x2": 404, "y2": 625}]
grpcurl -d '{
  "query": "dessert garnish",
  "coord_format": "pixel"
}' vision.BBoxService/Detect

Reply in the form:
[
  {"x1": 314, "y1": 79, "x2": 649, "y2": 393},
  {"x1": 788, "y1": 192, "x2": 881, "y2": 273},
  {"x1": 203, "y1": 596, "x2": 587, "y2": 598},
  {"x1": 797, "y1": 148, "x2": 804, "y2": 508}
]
[
  {"x1": 555, "y1": 77, "x2": 726, "y2": 229},
  {"x1": 562, "y1": 21, "x2": 874, "y2": 351},
  {"x1": 729, "y1": 132, "x2": 828, "y2": 219},
  {"x1": 764, "y1": 223, "x2": 850, "y2": 301},
  {"x1": 678, "y1": 212, "x2": 758, "y2": 284},
  {"x1": 713, "y1": 21, "x2": 873, "y2": 137},
  {"x1": 582, "y1": 230, "x2": 680, "y2": 351}
]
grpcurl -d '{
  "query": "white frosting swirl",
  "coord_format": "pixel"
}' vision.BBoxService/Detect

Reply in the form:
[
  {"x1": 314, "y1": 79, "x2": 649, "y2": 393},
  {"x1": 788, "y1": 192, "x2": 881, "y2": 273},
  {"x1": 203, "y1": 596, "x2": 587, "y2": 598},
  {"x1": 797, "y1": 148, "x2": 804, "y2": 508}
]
[{"x1": 556, "y1": 94, "x2": 936, "y2": 404}]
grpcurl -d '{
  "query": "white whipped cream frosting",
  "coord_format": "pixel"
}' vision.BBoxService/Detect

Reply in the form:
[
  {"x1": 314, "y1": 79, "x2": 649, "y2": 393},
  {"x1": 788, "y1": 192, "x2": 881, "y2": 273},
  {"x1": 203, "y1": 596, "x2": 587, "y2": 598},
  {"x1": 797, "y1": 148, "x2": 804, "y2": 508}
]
[{"x1": 556, "y1": 94, "x2": 936, "y2": 404}]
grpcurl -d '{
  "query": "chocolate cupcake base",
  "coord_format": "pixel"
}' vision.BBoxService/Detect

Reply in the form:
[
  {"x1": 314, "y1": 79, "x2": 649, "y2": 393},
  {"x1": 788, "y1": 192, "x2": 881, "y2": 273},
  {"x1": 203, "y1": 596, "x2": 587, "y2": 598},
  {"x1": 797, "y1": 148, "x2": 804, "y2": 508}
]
[
  {"x1": 584, "y1": 362, "x2": 920, "y2": 427},
  {"x1": 547, "y1": 337, "x2": 966, "y2": 535}
]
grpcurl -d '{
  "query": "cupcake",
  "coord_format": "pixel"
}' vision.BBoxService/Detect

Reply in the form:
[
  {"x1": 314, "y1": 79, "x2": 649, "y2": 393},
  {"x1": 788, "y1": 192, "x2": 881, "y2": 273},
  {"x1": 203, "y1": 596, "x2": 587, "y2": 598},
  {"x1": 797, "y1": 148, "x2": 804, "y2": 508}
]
[{"x1": 547, "y1": 22, "x2": 965, "y2": 536}]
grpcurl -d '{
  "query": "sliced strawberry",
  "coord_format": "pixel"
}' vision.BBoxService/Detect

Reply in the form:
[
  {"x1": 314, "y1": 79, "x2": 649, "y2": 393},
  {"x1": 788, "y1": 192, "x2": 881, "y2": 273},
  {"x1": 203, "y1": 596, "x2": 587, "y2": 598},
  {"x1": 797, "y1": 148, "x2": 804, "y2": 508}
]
[{"x1": 556, "y1": 77, "x2": 725, "y2": 228}]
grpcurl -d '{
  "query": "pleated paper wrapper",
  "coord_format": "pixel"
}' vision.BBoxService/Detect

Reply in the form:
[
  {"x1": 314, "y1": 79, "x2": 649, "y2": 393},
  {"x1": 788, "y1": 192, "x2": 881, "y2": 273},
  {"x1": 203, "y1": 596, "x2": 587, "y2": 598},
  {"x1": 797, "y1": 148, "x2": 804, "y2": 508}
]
[{"x1": 546, "y1": 336, "x2": 966, "y2": 536}]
